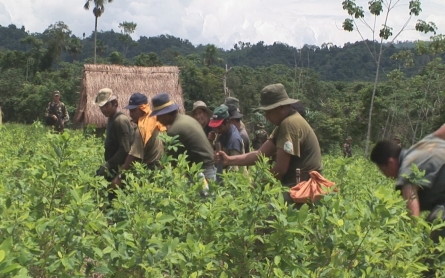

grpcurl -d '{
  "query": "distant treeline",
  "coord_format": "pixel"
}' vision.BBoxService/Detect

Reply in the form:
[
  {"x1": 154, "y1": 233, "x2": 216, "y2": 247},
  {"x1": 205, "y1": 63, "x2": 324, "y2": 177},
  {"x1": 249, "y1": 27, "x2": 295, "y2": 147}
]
[{"x1": 0, "y1": 23, "x2": 442, "y2": 82}]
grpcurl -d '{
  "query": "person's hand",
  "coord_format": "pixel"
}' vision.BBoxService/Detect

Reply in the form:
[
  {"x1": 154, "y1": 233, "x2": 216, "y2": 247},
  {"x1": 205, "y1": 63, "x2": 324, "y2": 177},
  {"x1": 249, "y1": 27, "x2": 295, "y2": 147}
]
[
  {"x1": 208, "y1": 131, "x2": 216, "y2": 141},
  {"x1": 215, "y1": 150, "x2": 230, "y2": 167},
  {"x1": 52, "y1": 115, "x2": 57, "y2": 120},
  {"x1": 111, "y1": 176, "x2": 122, "y2": 189},
  {"x1": 95, "y1": 165, "x2": 106, "y2": 177}
]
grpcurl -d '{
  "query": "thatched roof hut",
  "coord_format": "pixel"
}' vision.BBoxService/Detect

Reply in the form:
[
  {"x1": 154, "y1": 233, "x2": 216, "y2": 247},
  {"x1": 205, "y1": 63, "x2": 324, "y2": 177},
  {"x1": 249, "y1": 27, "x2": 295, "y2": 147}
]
[{"x1": 74, "y1": 64, "x2": 184, "y2": 128}]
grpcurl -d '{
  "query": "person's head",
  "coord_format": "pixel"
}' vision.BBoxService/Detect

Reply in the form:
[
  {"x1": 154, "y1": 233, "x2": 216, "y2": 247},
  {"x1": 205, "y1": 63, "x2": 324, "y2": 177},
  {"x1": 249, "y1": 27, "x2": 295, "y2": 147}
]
[
  {"x1": 254, "y1": 83, "x2": 299, "y2": 126},
  {"x1": 95, "y1": 88, "x2": 118, "y2": 118},
  {"x1": 209, "y1": 105, "x2": 231, "y2": 135},
  {"x1": 370, "y1": 140, "x2": 402, "y2": 178},
  {"x1": 188, "y1": 101, "x2": 212, "y2": 128},
  {"x1": 227, "y1": 104, "x2": 243, "y2": 128},
  {"x1": 149, "y1": 93, "x2": 180, "y2": 126},
  {"x1": 346, "y1": 136, "x2": 352, "y2": 143},
  {"x1": 124, "y1": 92, "x2": 148, "y2": 123},
  {"x1": 53, "y1": 90, "x2": 60, "y2": 102}
]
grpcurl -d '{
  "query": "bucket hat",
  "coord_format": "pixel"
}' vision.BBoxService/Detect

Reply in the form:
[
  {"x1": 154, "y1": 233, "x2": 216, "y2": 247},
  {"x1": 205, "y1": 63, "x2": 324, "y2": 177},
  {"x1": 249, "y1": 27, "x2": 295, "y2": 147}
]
[
  {"x1": 227, "y1": 104, "x2": 243, "y2": 119},
  {"x1": 95, "y1": 88, "x2": 117, "y2": 107},
  {"x1": 187, "y1": 100, "x2": 213, "y2": 117},
  {"x1": 149, "y1": 93, "x2": 179, "y2": 116},
  {"x1": 254, "y1": 83, "x2": 299, "y2": 112},
  {"x1": 225, "y1": 97, "x2": 240, "y2": 110}
]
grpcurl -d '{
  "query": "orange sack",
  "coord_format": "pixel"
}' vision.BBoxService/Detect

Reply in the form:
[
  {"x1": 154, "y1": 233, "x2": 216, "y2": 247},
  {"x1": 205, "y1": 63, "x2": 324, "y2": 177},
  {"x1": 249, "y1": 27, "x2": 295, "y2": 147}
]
[{"x1": 289, "y1": 171, "x2": 337, "y2": 204}]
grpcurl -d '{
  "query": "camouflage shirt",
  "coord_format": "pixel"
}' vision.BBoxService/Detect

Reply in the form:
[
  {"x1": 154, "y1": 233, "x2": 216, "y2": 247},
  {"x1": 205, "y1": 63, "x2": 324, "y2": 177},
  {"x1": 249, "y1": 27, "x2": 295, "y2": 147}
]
[
  {"x1": 253, "y1": 128, "x2": 268, "y2": 150},
  {"x1": 396, "y1": 134, "x2": 445, "y2": 211},
  {"x1": 343, "y1": 143, "x2": 352, "y2": 157},
  {"x1": 45, "y1": 101, "x2": 69, "y2": 121}
]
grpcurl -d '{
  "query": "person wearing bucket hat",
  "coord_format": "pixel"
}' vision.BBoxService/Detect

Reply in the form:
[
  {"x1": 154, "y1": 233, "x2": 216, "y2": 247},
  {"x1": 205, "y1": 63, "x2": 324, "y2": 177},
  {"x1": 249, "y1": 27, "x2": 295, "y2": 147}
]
[
  {"x1": 225, "y1": 96, "x2": 247, "y2": 133},
  {"x1": 151, "y1": 93, "x2": 216, "y2": 181},
  {"x1": 343, "y1": 136, "x2": 353, "y2": 158},
  {"x1": 216, "y1": 83, "x2": 322, "y2": 191},
  {"x1": 227, "y1": 104, "x2": 250, "y2": 154},
  {"x1": 110, "y1": 92, "x2": 165, "y2": 190},
  {"x1": 94, "y1": 88, "x2": 134, "y2": 189},
  {"x1": 45, "y1": 90, "x2": 69, "y2": 133},
  {"x1": 210, "y1": 105, "x2": 246, "y2": 174},
  {"x1": 187, "y1": 100, "x2": 215, "y2": 143},
  {"x1": 252, "y1": 122, "x2": 268, "y2": 150}
]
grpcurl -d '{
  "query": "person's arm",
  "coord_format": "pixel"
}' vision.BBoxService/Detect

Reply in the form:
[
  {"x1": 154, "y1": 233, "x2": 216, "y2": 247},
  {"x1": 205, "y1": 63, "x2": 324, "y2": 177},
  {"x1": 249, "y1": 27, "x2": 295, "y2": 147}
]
[
  {"x1": 401, "y1": 184, "x2": 420, "y2": 217},
  {"x1": 111, "y1": 154, "x2": 141, "y2": 189},
  {"x1": 45, "y1": 102, "x2": 55, "y2": 119},
  {"x1": 62, "y1": 104, "x2": 69, "y2": 122},
  {"x1": 270, "y1": 148, "x2": 291, "y2": 181},
  {"x1": 106, "y1": 117, "x2": 133, "y2": 170},
  {"x1": 217, "y1": 139, "x2": 276, "y2": 167}
]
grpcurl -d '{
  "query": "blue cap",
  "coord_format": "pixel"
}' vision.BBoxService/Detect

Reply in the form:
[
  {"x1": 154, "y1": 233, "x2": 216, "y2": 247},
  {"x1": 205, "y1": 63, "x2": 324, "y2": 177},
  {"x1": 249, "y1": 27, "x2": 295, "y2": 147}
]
[
  {"x1": 149, "y1": 93, "x2": 179, "y2": 116},
  {"x1": 124, "y1": 93, "x2": 148, "y2": 109}
]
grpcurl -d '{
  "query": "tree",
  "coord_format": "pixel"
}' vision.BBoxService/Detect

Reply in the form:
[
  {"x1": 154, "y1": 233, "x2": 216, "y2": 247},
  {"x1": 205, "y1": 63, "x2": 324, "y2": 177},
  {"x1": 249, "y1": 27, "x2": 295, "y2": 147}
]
[
  {"x1": 96, "y1": 39, "x2": 107, "y2": 57},
  {"x1": 118, "y1": 21, "x2": 137, "y2": 58},
  {"x1": 84, "y1": 0, "x2": 113, "y2": 64},
  {"x1": 42, "y1": 21, "x2": 72, "y2": 62},
  {"x1": 134, "y1": 53, "x2": 162, "y2": 67},
  {"x1": 342, "y1": 0, "x2": 437, "y2": 156},
  {"x1": 203, "y1": 45, "x2": 220, "y2": 66},
  {"x1": 67, "y1": 37, "x2": 83, "y2": 61},
  {"x1": 109, "y1": 51, "x2": 124, "y2": 65}
]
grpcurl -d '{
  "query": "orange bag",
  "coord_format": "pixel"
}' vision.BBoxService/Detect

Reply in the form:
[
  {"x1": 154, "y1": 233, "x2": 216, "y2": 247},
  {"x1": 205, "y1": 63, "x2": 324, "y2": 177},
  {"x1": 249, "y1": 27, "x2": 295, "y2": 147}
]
[{"x1": 289, "y1": 171, "x2": 337, "y2": 203}]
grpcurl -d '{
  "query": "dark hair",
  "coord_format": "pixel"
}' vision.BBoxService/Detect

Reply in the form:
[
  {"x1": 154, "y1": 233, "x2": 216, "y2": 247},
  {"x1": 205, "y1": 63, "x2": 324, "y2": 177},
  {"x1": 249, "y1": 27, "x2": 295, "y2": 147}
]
[
  {"x1": 291, "y1": 102, "x2": 306, "y2": 119},
  {"x1": 370, "y1": 140, "x2": 402, "y2": 166}
]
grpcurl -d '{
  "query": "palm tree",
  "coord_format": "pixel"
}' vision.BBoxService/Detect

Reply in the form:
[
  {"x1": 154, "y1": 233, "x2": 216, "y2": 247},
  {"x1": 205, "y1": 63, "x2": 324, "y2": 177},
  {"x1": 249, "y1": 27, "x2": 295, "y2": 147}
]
[{"x1": 83, "y1": 0, "x2": 113, "y2": 64}]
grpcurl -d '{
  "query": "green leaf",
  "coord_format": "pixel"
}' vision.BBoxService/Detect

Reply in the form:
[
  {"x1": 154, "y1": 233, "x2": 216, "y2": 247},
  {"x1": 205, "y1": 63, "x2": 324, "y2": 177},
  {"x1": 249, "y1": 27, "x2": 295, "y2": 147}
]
[
  {"x1": 157, "y1": 214, "x2": 176, "y2": 224},
  {"x1": 0, "y1": 250, "x2": 5, "y2": 262},
  {"x1": 274, "y1": 255, "x2": 281, "y2": 266},
  {"x1": 0, "y1": 263, "x2": 21, "y2": 274},
  {"x1": 103, "y1": 246, "x2": 113, "y2": 254}
]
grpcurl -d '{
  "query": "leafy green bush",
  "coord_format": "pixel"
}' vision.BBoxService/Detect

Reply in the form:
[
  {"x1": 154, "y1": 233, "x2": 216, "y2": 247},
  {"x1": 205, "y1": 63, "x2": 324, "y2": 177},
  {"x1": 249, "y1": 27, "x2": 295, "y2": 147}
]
[{"x1": 1, "y1": 124, "x2": 445, "y2": 277}]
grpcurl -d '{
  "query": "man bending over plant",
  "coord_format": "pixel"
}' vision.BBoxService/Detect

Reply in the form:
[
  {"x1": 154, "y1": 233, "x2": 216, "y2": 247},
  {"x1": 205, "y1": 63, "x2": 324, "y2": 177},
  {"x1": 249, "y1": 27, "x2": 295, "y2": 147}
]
[
  {"x1": 150, "y1": 93, "x2": 216, "y2": 182},
  {"x1": 216, "y1": 83, "x2": 323, "y2": 191},
  {"x1": 111, "y1": 93, "x2": 165, "y2": 188},
  {"x1": 94, "y1": 88, "x2": 134, "y2": 184},
  {"x1": 370, "y1": 123, "x2": 445, "y2": 242}
]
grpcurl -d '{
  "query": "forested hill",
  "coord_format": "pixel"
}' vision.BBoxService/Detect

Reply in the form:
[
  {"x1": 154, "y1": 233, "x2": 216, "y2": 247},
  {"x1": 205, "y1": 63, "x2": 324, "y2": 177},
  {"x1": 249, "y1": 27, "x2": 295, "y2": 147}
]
[{"x1": 0, "y1": 23, "x2": 440, "y2": 82}]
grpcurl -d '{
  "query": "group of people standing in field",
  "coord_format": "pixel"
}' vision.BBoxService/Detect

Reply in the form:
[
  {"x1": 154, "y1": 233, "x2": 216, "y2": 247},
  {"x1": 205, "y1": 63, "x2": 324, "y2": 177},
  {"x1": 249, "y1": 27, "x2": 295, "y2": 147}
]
[
  {"x1": 46, "y1": 85, "x2": 445, "y2": 249},
  {"x1": 89, "y1": 83, "x2": 323, "y2": 204}
]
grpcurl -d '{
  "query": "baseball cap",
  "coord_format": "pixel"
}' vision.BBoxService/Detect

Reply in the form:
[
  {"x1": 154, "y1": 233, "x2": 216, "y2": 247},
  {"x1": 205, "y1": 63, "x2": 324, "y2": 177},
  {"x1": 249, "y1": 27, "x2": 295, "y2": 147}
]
[
  {"x1": 124, "y1": 93, "x2": 148, "y2": 109},
  {"x1": 209, "y1": 105, "x2": 229, "y2": 128}
]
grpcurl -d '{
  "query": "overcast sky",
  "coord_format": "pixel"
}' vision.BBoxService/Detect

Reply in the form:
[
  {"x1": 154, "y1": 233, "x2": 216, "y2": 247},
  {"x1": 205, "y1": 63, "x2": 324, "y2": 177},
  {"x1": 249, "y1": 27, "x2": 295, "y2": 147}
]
[{"x1": 0, "y1": 0, "x2": 443, "y2": 50}]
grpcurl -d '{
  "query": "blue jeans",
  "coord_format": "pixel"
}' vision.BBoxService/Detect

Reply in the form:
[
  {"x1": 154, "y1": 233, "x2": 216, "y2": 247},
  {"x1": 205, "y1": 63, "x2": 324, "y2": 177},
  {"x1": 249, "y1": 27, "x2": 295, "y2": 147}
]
[{"x1": 202, "y1": 165, "x2": 216, "y2": 181}]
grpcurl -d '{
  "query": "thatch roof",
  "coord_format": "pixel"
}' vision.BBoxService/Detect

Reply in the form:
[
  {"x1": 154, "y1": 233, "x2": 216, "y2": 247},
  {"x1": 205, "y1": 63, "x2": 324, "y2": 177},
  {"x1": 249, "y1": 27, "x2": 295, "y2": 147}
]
[{"x1": 74, "y1": 64, "x2": 184, "y2": 128}]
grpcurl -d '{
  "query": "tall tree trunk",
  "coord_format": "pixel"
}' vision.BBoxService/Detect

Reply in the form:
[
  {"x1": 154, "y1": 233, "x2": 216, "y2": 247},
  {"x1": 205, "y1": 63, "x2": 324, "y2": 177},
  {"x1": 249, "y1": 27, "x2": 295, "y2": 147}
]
[
  {"x1": 364, "y1": 54, "x2": 382, "y2": 156},
  {"x1": 94, "y1": 16, "x2": 98, "y2": 64}
]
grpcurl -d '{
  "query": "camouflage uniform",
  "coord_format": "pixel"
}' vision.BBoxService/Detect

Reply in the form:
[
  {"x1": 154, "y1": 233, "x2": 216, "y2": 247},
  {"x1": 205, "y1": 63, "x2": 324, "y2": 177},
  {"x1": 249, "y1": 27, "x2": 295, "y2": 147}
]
[
  {"x1": 252, "y1": 124, "x2": 268, "y2": 150},
  {"x1": 45, "y1": 99, "x2": 69, "y2": 133},
  {"x1": 343, "y1": 136, "x2": 352, "y2": 157}
]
